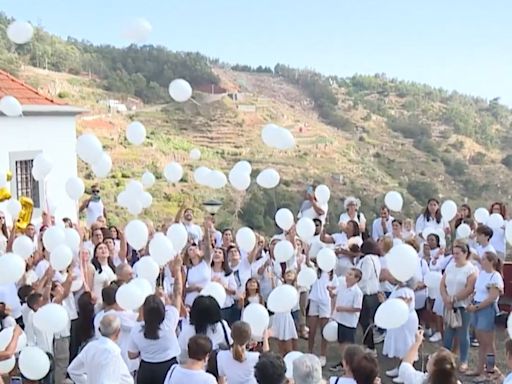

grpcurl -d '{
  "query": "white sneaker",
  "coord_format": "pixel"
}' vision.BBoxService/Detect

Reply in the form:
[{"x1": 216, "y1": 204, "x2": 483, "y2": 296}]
[
  {"x1": 319, "y1": 356, "x2": 327, "y2": 367},
  {"x1": 424, "y1": 328, "x2": 433, "y2": 337},
  {"x1": 429, "y1": 332, "x2": 442, "y2": 343},
  {"x1": 373, "y1": 331, "x2": 386, "y2": 344},
  {"x1": 386, "y1": 367, "x2": 399, "y2": 377},
  {"x1": 392, "y1": 377, "x2": 404, "y2": 383}
]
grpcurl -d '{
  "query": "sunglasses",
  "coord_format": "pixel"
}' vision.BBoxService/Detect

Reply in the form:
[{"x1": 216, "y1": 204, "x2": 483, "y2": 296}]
[{"x1": 92, "y1": 190, "x2": 100, "y2": 193}]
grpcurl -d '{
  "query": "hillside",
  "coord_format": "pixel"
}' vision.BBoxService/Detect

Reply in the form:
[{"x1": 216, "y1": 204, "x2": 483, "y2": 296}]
[{"x1": 2, "y1": 10, "x2": 512, "y2": 233}]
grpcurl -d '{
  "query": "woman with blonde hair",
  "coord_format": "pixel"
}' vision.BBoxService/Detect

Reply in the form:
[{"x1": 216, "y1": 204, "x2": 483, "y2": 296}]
[{"x1": 216, "y1": 321, "x2": 269, "y2": 384}]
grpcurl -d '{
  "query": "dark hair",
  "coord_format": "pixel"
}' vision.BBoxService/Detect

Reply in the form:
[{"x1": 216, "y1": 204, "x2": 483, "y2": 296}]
[
  {"x1": 142, "y1": 295, "x2": 165, "y2": 340},
  {"x1": 26, "y1": 293, "x2": 43, "y2": 311},
  {"x1": 351, "y1": 350, "x2": 379, "y2": 384},
  {"x1": 108, "y1": 226, "x2": 119, "y2": 239},
  {"x1": 361, "y1": 239, "x2": 381, "y2": 256},
  {"x1": 343, "y1": 344, "x2": 365, "y2": 373},
  {"x1": 190, "y1": 295, "x2": 222, "y2": 335},
  {"x1": 346, "y1": 220, "x2": 361, "y2": 237},
  {"x1": 350, "y1": 267, "x2": 363, "y2": 282},
  {"x1": 426, "y1": 233, "x2": 440, "y2": 248},
  {"x1": 0, "y1": 215, "x2": 8, "y2": 239},
  {"x1": 489, "y1": 202, "x2": 507, "y2": 218},
  {"x1": 476, "y1": 224, "x2": 494, "y2": 240},
  {"x1": 452, "y1": 240, "x2": 470, "y2": 259},
  {"x1": 254, "y1": 352, "x2": 287, "y2": 384},
  {"x1": 77, "y1": 292, "x2": 95, "y2": 346},
  {"x1": 18, "y1": 285, "x2": 35, "y2": 304},
  {"x1": 483, "y1": 252, "x2": 503, "y2": 275},
  {"x1": 188, "y1": 334, "x2": 212, "y2": 361},
  {"x1": 428, "y1": 348, "x2": 457, "y2": 384},
  {"x1": 423, "y1": 198, "x2": 442, "y2": 224},
  {"x1": 231, "y1": 321, "x2": 251, "y2": 362},
  {"x1": 454, "y1": 204, "x2": 472, "y2": 228},
  {"x1": 505, "y1": 339, "x2": 512, "y2": 357},
  {"x1": 101, "y1": 285, "x2": 118, "y2": 307},
  {"x1": 91, "y1": 243, "x2": 115, "y2": 273},
  {"x1": 210, "y1": 247, "x2": 232, "y2": 276},
  {"x1": 243, "y1": 278, "x2": 264, "y2": 307}
]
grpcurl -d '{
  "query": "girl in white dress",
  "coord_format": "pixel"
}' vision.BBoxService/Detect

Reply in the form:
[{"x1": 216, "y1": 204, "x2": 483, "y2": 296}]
[
  {"x1": 383, "y1": 280, "x2": 419, "y2": 384},
  {"x1": 271, "y1": 270, "x2": 298, "y2": 355},
  {"x1": 415, "y1": 198, "x2": 449, "y2": 241},
  {"x1": 211, "y1": 248, "x2": 238, "y2": 325},
  {"x1": 90, "y1": 243, "x2": 116, "y2": 309},
  {"x1": 183, "y1": 237, "x2": 212, "y2": 307}
]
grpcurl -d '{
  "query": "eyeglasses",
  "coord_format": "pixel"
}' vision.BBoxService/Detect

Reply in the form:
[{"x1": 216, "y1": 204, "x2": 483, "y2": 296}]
[{"x1": 92, "y1": 190, "x2": 100, "y2": 194}]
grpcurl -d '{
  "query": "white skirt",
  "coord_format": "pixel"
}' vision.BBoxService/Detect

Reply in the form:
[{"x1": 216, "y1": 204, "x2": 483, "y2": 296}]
[
  {"x1": 270, "y1": 312, "x2": 298, "y2": 341},
  {"x1": 433, "y1": 294, "x2": 444, "y2": 316},
  {"x1": 383, "y1": 311, "x2": 419, "y2": 359}
]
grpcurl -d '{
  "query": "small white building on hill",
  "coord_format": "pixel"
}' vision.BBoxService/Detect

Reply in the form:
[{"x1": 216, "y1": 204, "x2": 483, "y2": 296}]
[{"x1": 0, "y1": 70, "x2": 85, "y2": 223}]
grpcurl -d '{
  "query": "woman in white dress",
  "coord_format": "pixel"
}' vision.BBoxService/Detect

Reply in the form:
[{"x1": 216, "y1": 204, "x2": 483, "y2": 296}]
[
  {"x1": 383, "y1": 280, "x2": 419, "y2": 384},
  {"x1": 415, "y1": 198, "x2": 449, "y2": 241},
  {"x1": 90, "y1": 243, "x2": 116, "y2": 309},
  {"x1": 271, "y1": 270, "x2": 299, "y2": 355},
  {"x1": 211, "y1": 248, "x2": 238, "y2": 325}
]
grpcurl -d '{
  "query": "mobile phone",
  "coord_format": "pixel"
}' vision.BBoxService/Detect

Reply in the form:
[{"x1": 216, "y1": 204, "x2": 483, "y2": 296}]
[
  {"x1": 10, "y1": 377, "x2": 23, "y2": 384},
  {"x1": 485, "y1": 353, "x2": 495, "y2": 373}
]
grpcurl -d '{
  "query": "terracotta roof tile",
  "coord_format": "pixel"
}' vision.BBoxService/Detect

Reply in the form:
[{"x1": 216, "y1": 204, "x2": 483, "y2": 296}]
[{"x1": 0, "y1": 69, "x2": 64, "y2": 106}]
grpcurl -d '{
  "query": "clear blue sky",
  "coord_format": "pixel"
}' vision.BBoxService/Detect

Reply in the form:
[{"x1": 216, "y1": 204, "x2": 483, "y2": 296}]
[{"x1": 3, "y1": 0, "x2": 512, "y2": 105}]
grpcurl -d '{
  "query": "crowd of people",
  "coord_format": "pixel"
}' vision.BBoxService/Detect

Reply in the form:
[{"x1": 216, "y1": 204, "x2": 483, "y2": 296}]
[{"x1": 0, "y1": 183, "x2": 511, "y2": 384}]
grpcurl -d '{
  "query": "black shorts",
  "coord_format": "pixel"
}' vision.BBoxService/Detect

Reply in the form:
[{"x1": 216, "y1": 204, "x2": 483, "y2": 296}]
[{"x1": 337, "y1": 323, "x2": 356, "y2": 344}]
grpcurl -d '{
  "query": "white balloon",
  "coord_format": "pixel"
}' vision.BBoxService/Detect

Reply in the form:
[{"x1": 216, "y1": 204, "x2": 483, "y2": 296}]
[
  {"x1": 316, "y1": 248, "x2": 336, "y2": 272},
  {"x1": 149, "y1": 233, "x2": 175, "y2": 266},
  {"x1": 456, "y1": 223, "x2": 471, "y2": 239},
  {"x1": 125, "y1": 220, "x2": 149, "y2": 250},
  {"x1": 296, "y1": 217, "x2": 316, "y2": 241},
  {"x1": 206, "y1": 170, "x2": 227, "y2": 189},
  {"x1": 424, "y1": 271, "x2": 442, "y2": 290},
  {"x1": 64, "y1": 228, "x2": 81, "y2": 254},
  {"x1": 19, "y1": 346, "x2": 50, "y2": 380},
  {"x1": 164, "y1": 162, "x2": 183, "y2": 183},
  {"x1": 50, "y1": 244, "x2": 73, "y2": 271},
  {"x1": 32, "y1": 153, "x2": 53, "y2": 181},
  {"x1": 134, "y1": 256, "x2": 160, "y2": 283},
  {"x1": 236, "y1": 227, "x2": 256, "y2": 253},
  {"x1": 141, "y1": 171, "x2": 156, "y2": 189},
  {"x1": 384, "y1": 191, "x2": 403, "y2": 212},
  {"x1": 33, "y1": 303, "x2": 69, "y2": 333},
  {"x1": 0, "y1": 253, "x2": 25, "y2": 284},
  {"x1": 387, "y1": 244, "x2": 418, "y2": 282},
  {"x1": 6, "y1": 198, "x2": 21, "y2": 218},
  {"x1": 76, "y1": 133, "x2": 103, "y2": 165},
  {"x1": 13, "y1": 235, "x2": 34, "y2": 260},
  {"x1": 117, "y1": 191, "x2": 130, "y2": 208},
  {"x1": 126, "y1": 121, "x2": 146, "y2": 145},
  {"x1": 122, "y1": 18, "x2": 152, "y2": 43},
  {"x1": 189, "y1": 148, "x2": 201, "y2": 161},
  {"x1": 65, "y1": 177, "x2": 85, "y2": 200},
  {"x1": 322, "y1": 321, "x2": 338, "y2": 342},
  {"x1": 0, "y1": 326, "x2": 27, "y2": 353},
  {"x1": 242, "y1": 303, "x2": 270, "y2": 338},
  {"x1": 233, "y1": 160, "x2": 252, "y2": 175},
  {"x1": 116, "y1": 282, "x2": 145, "y2": 311},
  {"x1": 440, "y1": 200, "x2": 457, "y2": 222},
  {"x1": 229, "y1": 168, "x2": 251, "y2": 191},
  {"x1": 168, "y1": 79, "x2": 193, "y2": 103},
  {"x1": 6, "y1": 20, "x2": 34, "y2": 44},
  {"x1": 275, "y1": 208, "x2": 294, "y2": 231},
  {"x1": 127, "y1": 198, "x2": 143, "y2": 216},
  {"x1": 314, "y1": 184, "x2": 331, "y2": 204},
  {"x1": 374, "y1": 298, "x2": 409, "y2": 329},
  {"x1": 91, "y1": 152, "x2": 112, "y2": 178},
  {"x1": 261, "y1": 124, "x2": 295, "y2": 150},
  {"x1": 267, "y1": 285, "x2": 299, "y2": 313},
  {"x1": 0, "y1": 356, "x2": 15, "y2": 374},
  {"x1": 140, "y1": 191, "x2": 153, "y2": 209},
  {"x1": 506, "y1": 221, "x2": 512, "y2": 246},
  {"x1": 167, "y1": 223, "x2": 188, "y2": 252},
  {"x1": 200, "y1": 282, "x2": 227, "y2": 307},
  {"x1": 256, "y1": 168, "x2": 280, "y2": 189},
  {"x1": 42, "y1": 226, "x2": 65, "y2": 252},
  {"x1": 487, "y1": 213, "x2": 504, "y2": 229},
  {"x1": 297, "y1": 267, "x2": 317, "y2": 288},
  {"x1": 274, "y1": 240, "x2": 295, "y2": 263},
  {"x1": 474, "y1": 208, "x2": 490, "y2": 224},
  {"x1": 0, "y1": 95, "x2": 22, "y2": 117},
  {"x1": 508, "y1": 312, "x2": 512, "y2": 340},
  {"x1": 284, "y1": 351, "x2": 303, "y2": 379},
  {"x1": 126, "y1": 180, "x2": 144, "y2": 197},
  {"x1": 194, "y1": 166, "x2": 211, "y2": 185},
  {"x1": 131, "y1": 277, "x2": 154, "y2": 298}
]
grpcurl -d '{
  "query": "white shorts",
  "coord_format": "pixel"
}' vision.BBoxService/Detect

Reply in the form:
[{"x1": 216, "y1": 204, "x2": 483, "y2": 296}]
[{"x1": 308, "y1": 299, "x2": 331, "y2": 318}]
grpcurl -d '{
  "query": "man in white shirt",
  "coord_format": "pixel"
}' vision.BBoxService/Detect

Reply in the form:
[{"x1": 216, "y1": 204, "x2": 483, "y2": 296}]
[
  {"x1": 371, "y1": 206, "x2": 394, "y2": 241},
  {"x1": 68, "y1": 314, "x2": 134, "y2": 384},
  {"x1": 79, "y1": 184, "x2": 107, "y2": 228},
  {"x1": 175, "y1": 204, "x2": 204, "y2": 243}
]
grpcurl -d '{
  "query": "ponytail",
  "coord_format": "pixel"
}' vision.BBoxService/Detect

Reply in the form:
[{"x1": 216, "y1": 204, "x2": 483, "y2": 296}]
[{"x1": 232, "y1": 343, "x2": 246, "y2": 363}]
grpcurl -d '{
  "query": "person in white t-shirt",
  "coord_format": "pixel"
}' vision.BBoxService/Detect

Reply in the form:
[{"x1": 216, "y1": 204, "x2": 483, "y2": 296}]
[
  {"x1": 475, "y1": 225, "x2": 496, "y2": 261},
  {"x1": 330, "y1": 268, "x2": 363, "y2": 373},
  {"x1": 79, "y1": 184, "x2": 107, "y2": 228},
  {"x1": 371, "y1": 206, "x2": 394, "y2": 241},
  {"x1": 164, "y1": 335, "x2": 217, "y2": 384},
  {"x1": 489, "y1": 202, "x2": 507, "y2": 259},
  {"x1": 339, "y1": 197, "x2": 366, "y2": 234},
  {"x1": 217, "y1": 321, "x2": 269, "y2": 384},
  {"x1": 175, "y1": 203, "x2": 204, "y2": 244},
  {"x1": 297, "y1": 185, "x2": 328, "y2": 224},
  {"x1": 415, "y1": 198, "x2": 449, "y2": 240}
]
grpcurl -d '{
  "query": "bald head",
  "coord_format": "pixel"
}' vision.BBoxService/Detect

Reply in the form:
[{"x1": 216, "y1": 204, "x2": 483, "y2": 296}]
[{"x1": 99, "y1": 314, "x2": 121, "y2": 339}]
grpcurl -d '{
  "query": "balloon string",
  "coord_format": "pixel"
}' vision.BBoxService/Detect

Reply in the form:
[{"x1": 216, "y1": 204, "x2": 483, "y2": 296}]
[{"x1": 190, "y1": 98, "x2": 200, "y2": 106}]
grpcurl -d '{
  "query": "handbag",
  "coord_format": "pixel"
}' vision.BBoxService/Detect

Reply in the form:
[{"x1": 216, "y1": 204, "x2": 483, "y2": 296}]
[{"x1": 444, "y1": 306, "x2": 462, "y2": 328}]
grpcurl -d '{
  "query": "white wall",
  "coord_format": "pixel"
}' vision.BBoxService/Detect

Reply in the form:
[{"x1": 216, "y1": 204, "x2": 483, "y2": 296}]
[{"x1": 0, "y1": 115, "x2": 78, "y2": 224}]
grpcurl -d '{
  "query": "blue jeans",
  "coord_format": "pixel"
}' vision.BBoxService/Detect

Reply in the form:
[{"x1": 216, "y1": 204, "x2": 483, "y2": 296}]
[{"x1": 443, "y1": 307, "x2": 470, "y2": 364}]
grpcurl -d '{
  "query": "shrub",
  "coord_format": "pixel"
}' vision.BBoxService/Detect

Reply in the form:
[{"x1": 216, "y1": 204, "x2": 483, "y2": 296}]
[
  {"x1": 387, "y1": 115, "x2": 432, "y2": 139},
  {"x1": 407, "y1": 180, "x2": 438, "y2": 203}
]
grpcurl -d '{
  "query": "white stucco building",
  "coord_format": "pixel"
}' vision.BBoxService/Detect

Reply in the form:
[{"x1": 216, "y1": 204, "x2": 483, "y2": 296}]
[{"x1": 0, "y1": 69, "x2": 85, "y2": 224}]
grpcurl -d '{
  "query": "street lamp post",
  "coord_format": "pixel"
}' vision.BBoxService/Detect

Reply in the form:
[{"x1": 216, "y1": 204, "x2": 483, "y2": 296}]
[{"x1": 202, "y1": 199, "x2": 223, "y2": 216}]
